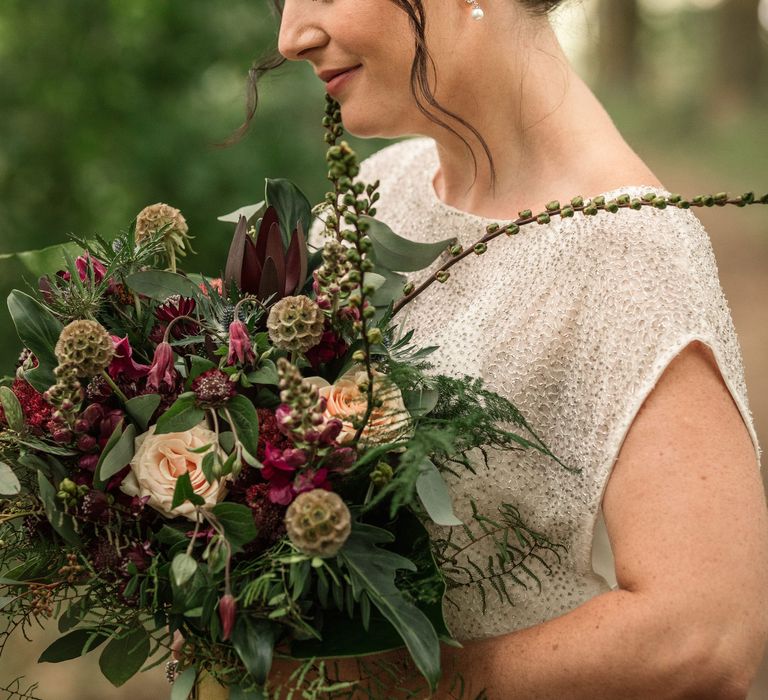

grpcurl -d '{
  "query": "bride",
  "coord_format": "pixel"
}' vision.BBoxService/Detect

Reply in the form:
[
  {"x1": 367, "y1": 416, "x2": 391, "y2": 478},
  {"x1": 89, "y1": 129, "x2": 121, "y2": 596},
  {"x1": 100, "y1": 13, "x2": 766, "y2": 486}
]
[{"x1": 243, "y1": 0, "x2": 768, "y2": 696}]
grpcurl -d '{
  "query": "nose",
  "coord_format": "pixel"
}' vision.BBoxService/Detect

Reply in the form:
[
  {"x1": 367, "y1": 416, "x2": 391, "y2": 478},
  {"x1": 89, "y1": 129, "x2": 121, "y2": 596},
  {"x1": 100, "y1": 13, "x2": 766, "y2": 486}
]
[{"x1": 277, "y1": 0, "x2": 329, "y2": 62}]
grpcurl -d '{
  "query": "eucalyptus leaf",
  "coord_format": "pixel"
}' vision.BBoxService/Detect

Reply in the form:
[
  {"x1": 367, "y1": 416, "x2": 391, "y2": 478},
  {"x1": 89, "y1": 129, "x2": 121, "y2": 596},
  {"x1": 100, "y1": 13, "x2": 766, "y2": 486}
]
[
  {"x1": 171, "y1": 553, "x2": 198, "y2": 587},
  {"x1": 125, "y1": 394, "x2": 161, "y2": 431},
  {"x1": 39, "y1": 628, "x2": 109, "y2": 663},
  {"x1": 92, "y1": 419, "x2": 124, "y2": 490},
  {"x1": 0, "y1": 386, "x2": 24, "y2": 432},
  {"x1": 0, "y1": 462, "x2": 21, "y2": 496},
  {"x1": 415, "y1": 458, "x2": 462, "y2": 526},
  {"x1": 155, "y1": 392, "x2": 205, "y2": 435},
  {"x1": 125, "y1": 270, "x2": 202, "y2": 301},
  {"x1": 0, "y1": 241, "x2": 81, "y2": 277},
  {"x1": 221, "y1": 395, "x2": 259, "y2": 464},
  {"x1": 98, "y1": 624, "x2": 151, "y2": 687},
  {"x1": 363, "y1": 216, "x2": 456, "y2": 273},
  {"x1": 171, "y1": 667, "x2": 197, "y2": 700},
  {"x1": 7, "y1": 290, "x2": 62, "y2": 393},
  {"x1": 98, "y1": 423, "x2": 137, "y2": 482},
  {"x1": 231, "y1": 616, "x2": 277, "y2": 686},
  {"x1": 217, "y1": 201, "x2": 266, "y2": 224},
  {"x1": 265, "y1": 179, "x2": 312, "y2": 249}
]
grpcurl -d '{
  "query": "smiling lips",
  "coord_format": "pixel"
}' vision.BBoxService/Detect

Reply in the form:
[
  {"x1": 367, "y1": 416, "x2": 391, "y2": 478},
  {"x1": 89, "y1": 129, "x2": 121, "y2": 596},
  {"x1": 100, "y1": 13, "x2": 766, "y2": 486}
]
[{"x1": 318, "y1": 65, "x2": 363, "y2": 97}]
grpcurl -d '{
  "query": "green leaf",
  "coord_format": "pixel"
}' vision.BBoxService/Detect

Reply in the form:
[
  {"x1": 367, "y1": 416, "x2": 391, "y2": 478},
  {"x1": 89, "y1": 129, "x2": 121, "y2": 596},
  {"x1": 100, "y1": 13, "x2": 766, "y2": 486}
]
[
  {"x1": 99, "y1": 624, "x2": 151, "y2": 687},
  {"x1": 231, "y1": 616, "x2": 277, "y2": 686},
  {"x1": 37, "y1": 471, "x2": 81, "y2": 546},
  {"x1": 172, "y1": 553, "x2": 198, "y2": 587},
  {"x1": 369, "y1": 267, "x2": 408, "y2": 308},
  {"x1": 92, "y1": 418, "x2": 124, "y2": 490},
  {"x1": 402, "y1": 387, "x2": 439, "y2": 418},
  {"x1": 211, "y1": 502, "x2": 258, "y2": 553},
  {"x1": 98, "y1": 423, "x2": 137, "y2": 482},
  {"x1": 58, "y1": 598, "x2": 91, "y2": 633},
  {"x1": 229, "y1": 687, "x2": 267, "y2": 700},
  {"x1": 186, "y1": 355, "x2": 217, "y2": 387},
  {"x1": 0, "y1": 462, "x2": 21, "y2": 496},
  {"x1": 265, "y1": 178, "x2": 312, "y2": 248},
  {"x1": 246, "y1": 360, "x2": 279, "y2": 386},
  {"x1": 363, "y1": 216, "x2": 455, "y2": 273},
  {"x1": 125, "y1": 270, "x2": 202, "y2": 301},
  {"x1": 0, "y1": 386, "x2": 24, "y2": 432},
  {"x1": 171, "y1": 471, "x2": 205, "y2": 510},
  {"x1": 39, "y1": 628, "x2": 108, "y2": 663},
  {"x1": 217, "y1": 201, "x2": 266, "y2": 225},
  {"x1": 7, "y1": 290, "x2": 63, "y2": 393},
  {"x1": 337, "y1": 522, "x2": 441, "y2": 690},
  {"x1": 171, "y1": 667, "x2": 198, "y2": 700},
  {"x1": 155, "y1": 392, "x2": 205, "y2": 434},
  {"x1": 0, "y1": 241, "x2": 82, "y2": 277},
  {"x1": 125, "y1": 394, "x2": 161, "y2": 431},
  {"x1": 222, "y1": 395, "x2": 259, "y2": 464},
  {"x1": 416, "y1": 458, "x2": 462, "y2": 526},
  {"x1": 156, "y1": 525, "x2": 188, "y2": 547}
]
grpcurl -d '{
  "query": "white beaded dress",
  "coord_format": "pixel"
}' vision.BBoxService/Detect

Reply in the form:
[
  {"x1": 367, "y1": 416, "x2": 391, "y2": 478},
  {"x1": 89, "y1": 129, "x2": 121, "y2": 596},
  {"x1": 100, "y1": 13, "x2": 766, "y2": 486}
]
[{"x1": 308, "y1": 135, "x2": 762, "y2": 641}]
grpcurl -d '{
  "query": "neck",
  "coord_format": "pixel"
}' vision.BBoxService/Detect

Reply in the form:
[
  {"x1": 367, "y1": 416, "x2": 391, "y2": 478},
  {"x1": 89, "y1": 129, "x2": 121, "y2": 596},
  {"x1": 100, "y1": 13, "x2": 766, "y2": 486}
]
[{"x1": 424, "y1": 22, "x2": 648, "y2": 219}]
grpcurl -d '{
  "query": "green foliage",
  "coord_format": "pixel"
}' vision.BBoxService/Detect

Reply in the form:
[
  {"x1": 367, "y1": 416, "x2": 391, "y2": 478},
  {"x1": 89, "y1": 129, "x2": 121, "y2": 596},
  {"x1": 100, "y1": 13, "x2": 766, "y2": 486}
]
[{"x1": 155, "y1": 392, "x2": 206, "y2": 434}]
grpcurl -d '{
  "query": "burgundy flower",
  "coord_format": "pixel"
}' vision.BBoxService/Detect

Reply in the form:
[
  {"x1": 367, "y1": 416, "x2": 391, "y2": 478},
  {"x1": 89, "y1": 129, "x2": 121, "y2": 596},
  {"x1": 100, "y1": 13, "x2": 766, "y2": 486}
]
[
  {"x1": 305, "y1": 327, "x2": 349, "y2": 370},
  {"x1": 108, "y1": 336, "x2": 150, "y2": 381},
  {"x1": 226, "y1": 320, "x2": 255, "y2": 366},
  {"x1": 155, "y1": 296, "x2": 198, "y2": 339},
  {"x1": 75, "y1": 253, "x2": 109, "y2": 284},
  {"x1": 0, "y1": 378, "x2": 54, "y2": 436},
  {"x1": 260, "y1": 443, "x2": 308, "y2": 481},
  {"x1": 121, "y1": 541, "x2": 154, "y2": 576},
  {"x1": 244, "y1": 482, "x2": 287, "y2": 550},
  {"x1": 147, "y1": 341, "x2": 177, "y2": 391},
  {"x1": 294, "y1": 467, "x2": 331, "y2": 495},
  {"x1": 80, "y1": 489, "x2": 112, "y2": 524}
]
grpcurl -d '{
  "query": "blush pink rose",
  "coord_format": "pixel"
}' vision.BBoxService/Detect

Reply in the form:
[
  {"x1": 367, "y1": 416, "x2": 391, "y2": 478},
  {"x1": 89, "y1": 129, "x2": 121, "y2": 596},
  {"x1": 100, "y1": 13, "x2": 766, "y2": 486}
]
[
  {"x1": 120, "y1": 422, "x2": 228, "y2": 520},
  {"x1": 310, "y1": 365, "x2": 412, "y2": 446}
]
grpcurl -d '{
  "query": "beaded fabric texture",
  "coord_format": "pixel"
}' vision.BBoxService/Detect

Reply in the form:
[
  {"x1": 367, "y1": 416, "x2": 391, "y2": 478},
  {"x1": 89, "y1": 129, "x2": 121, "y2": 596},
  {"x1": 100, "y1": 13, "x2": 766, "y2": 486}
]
[{"x1": 308, "y1": 136, "x2": 763, "y2": 640}]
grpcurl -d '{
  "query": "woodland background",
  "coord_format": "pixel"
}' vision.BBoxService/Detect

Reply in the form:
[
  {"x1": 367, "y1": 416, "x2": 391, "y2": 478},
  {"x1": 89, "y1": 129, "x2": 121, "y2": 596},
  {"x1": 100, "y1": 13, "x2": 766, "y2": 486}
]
[{"x1": 0, "y1": 0, "x2": 767, "y2": 697}]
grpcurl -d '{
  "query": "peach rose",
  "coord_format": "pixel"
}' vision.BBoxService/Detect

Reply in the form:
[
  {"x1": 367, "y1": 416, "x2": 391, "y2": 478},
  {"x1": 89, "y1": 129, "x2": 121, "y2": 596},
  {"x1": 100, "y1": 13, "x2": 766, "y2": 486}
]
[
  {"x1": 120, "y1": 422, "x2": 228, "y2": 520},
  {"x1": 309, "y1": 365, "x2": 412, "y2": 446}
]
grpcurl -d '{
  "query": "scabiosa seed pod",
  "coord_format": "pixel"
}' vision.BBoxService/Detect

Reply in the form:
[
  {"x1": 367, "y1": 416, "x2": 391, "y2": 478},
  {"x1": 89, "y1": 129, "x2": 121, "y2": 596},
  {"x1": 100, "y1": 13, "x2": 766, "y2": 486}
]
[
  {"x1": 284, "y1": 489, "x2": 351, "y2": 558},
  {"x1": 192, "y1": 368, "x2": 236, "y2": 408},
  {"x1": 135, "y1": 203, "x2": 193, "y2": 251},
  {"x1": 54, "y1": 320, "x2": 115, "y2": 378},
  {"x1": 267, "y1": 295, "x2": 325, "y2": 354}
]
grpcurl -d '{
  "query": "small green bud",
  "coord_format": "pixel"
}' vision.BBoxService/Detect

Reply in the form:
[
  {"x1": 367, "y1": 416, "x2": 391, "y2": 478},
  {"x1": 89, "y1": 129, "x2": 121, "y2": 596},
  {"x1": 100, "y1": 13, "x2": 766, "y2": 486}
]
[
  {"x1": 505, "y1": 223, "x2": 520, "y2": 235},
  {"x1": 545, "y1": 200, "x2": 560, "y2": 212},
  {"x1": 352, "y1": 350, "x2": 367, "y2": 362},
  {"x1": 358, "y1": 219, "x2": 370, "y2": 232},
  {"x1": 370, "y1": 462, "x2": 394, "y2": 487},
  {"x1": 449, "y1": 243, "x2": 463, "y2": 256},
  {"x1": 605, "y1": 200, "x2": 619, "y2": 213},
  {"x1": 667, "y1": 193, "x2": 682, "y2": 203},
  {"x1": 367, "y1": 328, "x2": 383, "y2": 344},
  {"x1": 742, "y1": 192, "x2": 755, "y2": 204},
  {"x1": 653, "y1": 197, "x2": 667, "y2": 209},
  {"x1": 630, "y1": 198, "x2": 643, "y2": 210},
  {"x1": 592, "y1": 195, "x2": 605, "y2": 207},
  {"x1": 536, "y1": 213, "x2": 551, "y2": 225},
  {"x1": 693, "y1": 195, "x2": 704, "y2": 204},
  {"x1": 760, "y1": 194, "x2": 768, "y2": 204},
  {"x1": 641, "y1": 192, "x2": 657, "y2": 203},
  {"x1": 60, "y1": 478, "x2": 77, "y2": 495},
  {"x1": 583, "y1": 205, "x2": 598, "y2": 216},
  {"x1": 676, "y1": 200, "x2": 691, "y2": 209},
  {"x1": 714, "y1": 192, "x2": 728, "y2": 204},
  {"x1": 402, "y1": 281, "x2": 415, "y2": 295},
  {"x1": 362, "y1": 305, "x2": 376, "y2": 319},
  {"x1": 361, "y1": 259, "x2": 374, "y2": 272},
  {"x1": 571, "y1": 196, "x2": 584, "y2": 208},
  {"x1": 485, "y1": 222, "x2": 500, "y2": 233},
  {"x1": 703, "y1": 195, "x2": 714, "y2": 207},
  {"x1": 560, "y1": 206, "x2": 575, "y2": 218},
  {"x1": 616, "y1": 194, "x2": 631, "y2": 205},
  {"x1": 518, "y1": 209, "x2": 533, "y2": 219},
  {"x1": 436, "y1": 270, "x2": 450, "y2": 283},
  {"x1": 363, "y1": 283, "x2": 376, "y2": 295},
  {"x1": 473, "y1": 243, "x2": 487, "y2": 255},
  {"x1": 346, "y1": 270, "x2": 361, "y2": 283}
]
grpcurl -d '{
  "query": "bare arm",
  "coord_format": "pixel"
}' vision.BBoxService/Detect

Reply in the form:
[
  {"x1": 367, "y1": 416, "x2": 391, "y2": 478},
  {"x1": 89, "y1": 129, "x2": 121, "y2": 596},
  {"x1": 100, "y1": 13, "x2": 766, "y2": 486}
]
[{"x1": 438, "y1": 341, "x2": 768, "y2": 699}]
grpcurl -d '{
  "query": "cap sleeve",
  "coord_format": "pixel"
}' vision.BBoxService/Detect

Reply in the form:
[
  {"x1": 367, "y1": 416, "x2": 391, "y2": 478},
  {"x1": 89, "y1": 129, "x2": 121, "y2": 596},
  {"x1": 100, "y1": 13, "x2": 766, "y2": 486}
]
[{"x1": 484, "y1": 204, "x2": 761, "y2": 569}]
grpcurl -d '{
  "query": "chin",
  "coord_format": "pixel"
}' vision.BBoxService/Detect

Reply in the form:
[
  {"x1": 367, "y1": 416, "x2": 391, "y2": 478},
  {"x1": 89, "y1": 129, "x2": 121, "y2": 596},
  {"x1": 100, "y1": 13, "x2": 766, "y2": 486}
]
[{"x1": 337, "y1": 101, "x2": 410, "y2": 140}]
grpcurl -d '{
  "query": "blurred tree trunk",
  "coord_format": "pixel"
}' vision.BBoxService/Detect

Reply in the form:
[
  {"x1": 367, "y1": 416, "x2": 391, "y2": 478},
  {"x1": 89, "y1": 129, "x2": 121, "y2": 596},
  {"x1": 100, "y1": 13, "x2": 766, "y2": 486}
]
[
  {"x1": 597, "y1": 0, "x2": 640, "y2": 91},
  {"x1": 715, "y1": 0, "x2": 766, "y2": 107}
]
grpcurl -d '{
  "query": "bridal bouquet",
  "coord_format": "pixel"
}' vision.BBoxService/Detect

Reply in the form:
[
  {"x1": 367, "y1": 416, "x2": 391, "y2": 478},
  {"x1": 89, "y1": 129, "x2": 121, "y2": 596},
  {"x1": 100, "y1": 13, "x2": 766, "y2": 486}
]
[{"x1": 0, "y1": 97, "x2": 569, "y2": 699}]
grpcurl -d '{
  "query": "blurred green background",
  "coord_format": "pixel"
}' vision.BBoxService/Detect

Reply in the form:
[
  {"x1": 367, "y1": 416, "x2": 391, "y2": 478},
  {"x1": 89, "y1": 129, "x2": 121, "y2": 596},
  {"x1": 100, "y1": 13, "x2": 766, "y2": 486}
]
[{"x1": 1, "y1": 0, "x2": 767, "y2": 697}]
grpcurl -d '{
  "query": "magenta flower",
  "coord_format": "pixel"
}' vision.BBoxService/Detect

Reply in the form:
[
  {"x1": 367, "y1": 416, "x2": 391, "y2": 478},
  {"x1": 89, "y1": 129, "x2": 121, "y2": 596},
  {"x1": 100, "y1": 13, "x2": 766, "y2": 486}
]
[
  {"x1": 146, "y1": 341, "x2": 177, "y2": 391},
  {"x1": 226, "y1": 320, "x2": 256, "y2": 366},
  {"x1": 108, "y1": 336, "x2": 150, "y2": 381},
  {"x1": 75, "y1": 253, "x2": 109, "y2": 284}
]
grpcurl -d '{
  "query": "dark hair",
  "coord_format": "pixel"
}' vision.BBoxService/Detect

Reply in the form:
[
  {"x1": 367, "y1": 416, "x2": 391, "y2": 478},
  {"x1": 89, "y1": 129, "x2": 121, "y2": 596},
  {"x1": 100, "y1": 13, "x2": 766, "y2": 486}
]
[{"x1": 230, "y1": 0, "x2": 565, "y2": 194}]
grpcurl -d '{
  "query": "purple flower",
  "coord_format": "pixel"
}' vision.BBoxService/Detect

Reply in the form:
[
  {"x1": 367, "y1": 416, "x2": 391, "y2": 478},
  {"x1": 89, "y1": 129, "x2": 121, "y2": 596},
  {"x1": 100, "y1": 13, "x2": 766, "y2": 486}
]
[
  {"x1": 226, "y1": 320, "x2": 256, "y2": 366},
  {"x1": 147, "y1": 341, "x2": 176, "y2": 391}
]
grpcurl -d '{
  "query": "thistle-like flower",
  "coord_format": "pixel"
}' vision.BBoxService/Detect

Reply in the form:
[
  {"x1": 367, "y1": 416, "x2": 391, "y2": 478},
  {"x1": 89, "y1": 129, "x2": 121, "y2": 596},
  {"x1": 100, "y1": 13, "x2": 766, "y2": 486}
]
[
  {"x1": 54, "y1": 320, "x2": 115, "y2": 378},
  {"x1": 284, "y1": 488, "x2": 351, "y2": 558},
  {"x1": 266, "y1": 295, "x2": 325, "y2": 354},
  {"x1": 192, "y1": 369, "x2": 236, "y2": 408}
]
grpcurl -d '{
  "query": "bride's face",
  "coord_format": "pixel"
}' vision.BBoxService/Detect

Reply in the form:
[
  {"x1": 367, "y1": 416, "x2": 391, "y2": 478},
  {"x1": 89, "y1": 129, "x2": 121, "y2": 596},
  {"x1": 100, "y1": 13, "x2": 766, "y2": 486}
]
[{"x1": 276, "y1": 0, "x2": 472, "y2": 138}]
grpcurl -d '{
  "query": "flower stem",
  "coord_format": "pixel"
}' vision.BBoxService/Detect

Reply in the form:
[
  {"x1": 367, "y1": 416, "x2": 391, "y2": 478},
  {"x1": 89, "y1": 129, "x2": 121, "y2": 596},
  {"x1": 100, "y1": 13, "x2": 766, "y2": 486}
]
[{"x1": 100, "y1": 370, "x2": 129, "y2": 404}]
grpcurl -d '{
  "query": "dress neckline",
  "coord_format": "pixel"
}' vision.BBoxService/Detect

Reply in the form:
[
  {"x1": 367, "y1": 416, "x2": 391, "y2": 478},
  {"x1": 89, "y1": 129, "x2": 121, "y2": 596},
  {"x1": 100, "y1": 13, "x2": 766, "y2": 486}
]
[{"x1": 417, "y1": 137, "x2": 670, "y2": 225}]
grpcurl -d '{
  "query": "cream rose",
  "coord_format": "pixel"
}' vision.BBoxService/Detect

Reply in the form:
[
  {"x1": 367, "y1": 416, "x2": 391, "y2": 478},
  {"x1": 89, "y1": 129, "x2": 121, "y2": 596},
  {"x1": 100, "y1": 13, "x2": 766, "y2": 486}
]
[
  {"x1": 308, "y1": 365, "x2": 412, "y2": 445},
  {"x1": 120, "y1": 422, "x2": 228, "y2": 520}
]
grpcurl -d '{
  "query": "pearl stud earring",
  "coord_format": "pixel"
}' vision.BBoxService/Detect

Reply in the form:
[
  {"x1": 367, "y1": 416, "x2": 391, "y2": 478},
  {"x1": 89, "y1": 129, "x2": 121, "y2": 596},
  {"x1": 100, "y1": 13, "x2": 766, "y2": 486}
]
[{"x1": 465, "y1": 0, "x2": 484, "y2": 20}]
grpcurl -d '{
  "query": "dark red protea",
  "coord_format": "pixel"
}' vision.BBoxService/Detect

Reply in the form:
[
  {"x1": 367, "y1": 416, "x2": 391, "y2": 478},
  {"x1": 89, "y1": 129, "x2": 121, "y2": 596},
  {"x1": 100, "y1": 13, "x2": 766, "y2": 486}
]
[
  {"x1": 224, "y1": 208, "x2": 308, "y2": 302},
  {"x1": 191, "y1": 368, "x2": 236, "y2": 408}
]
